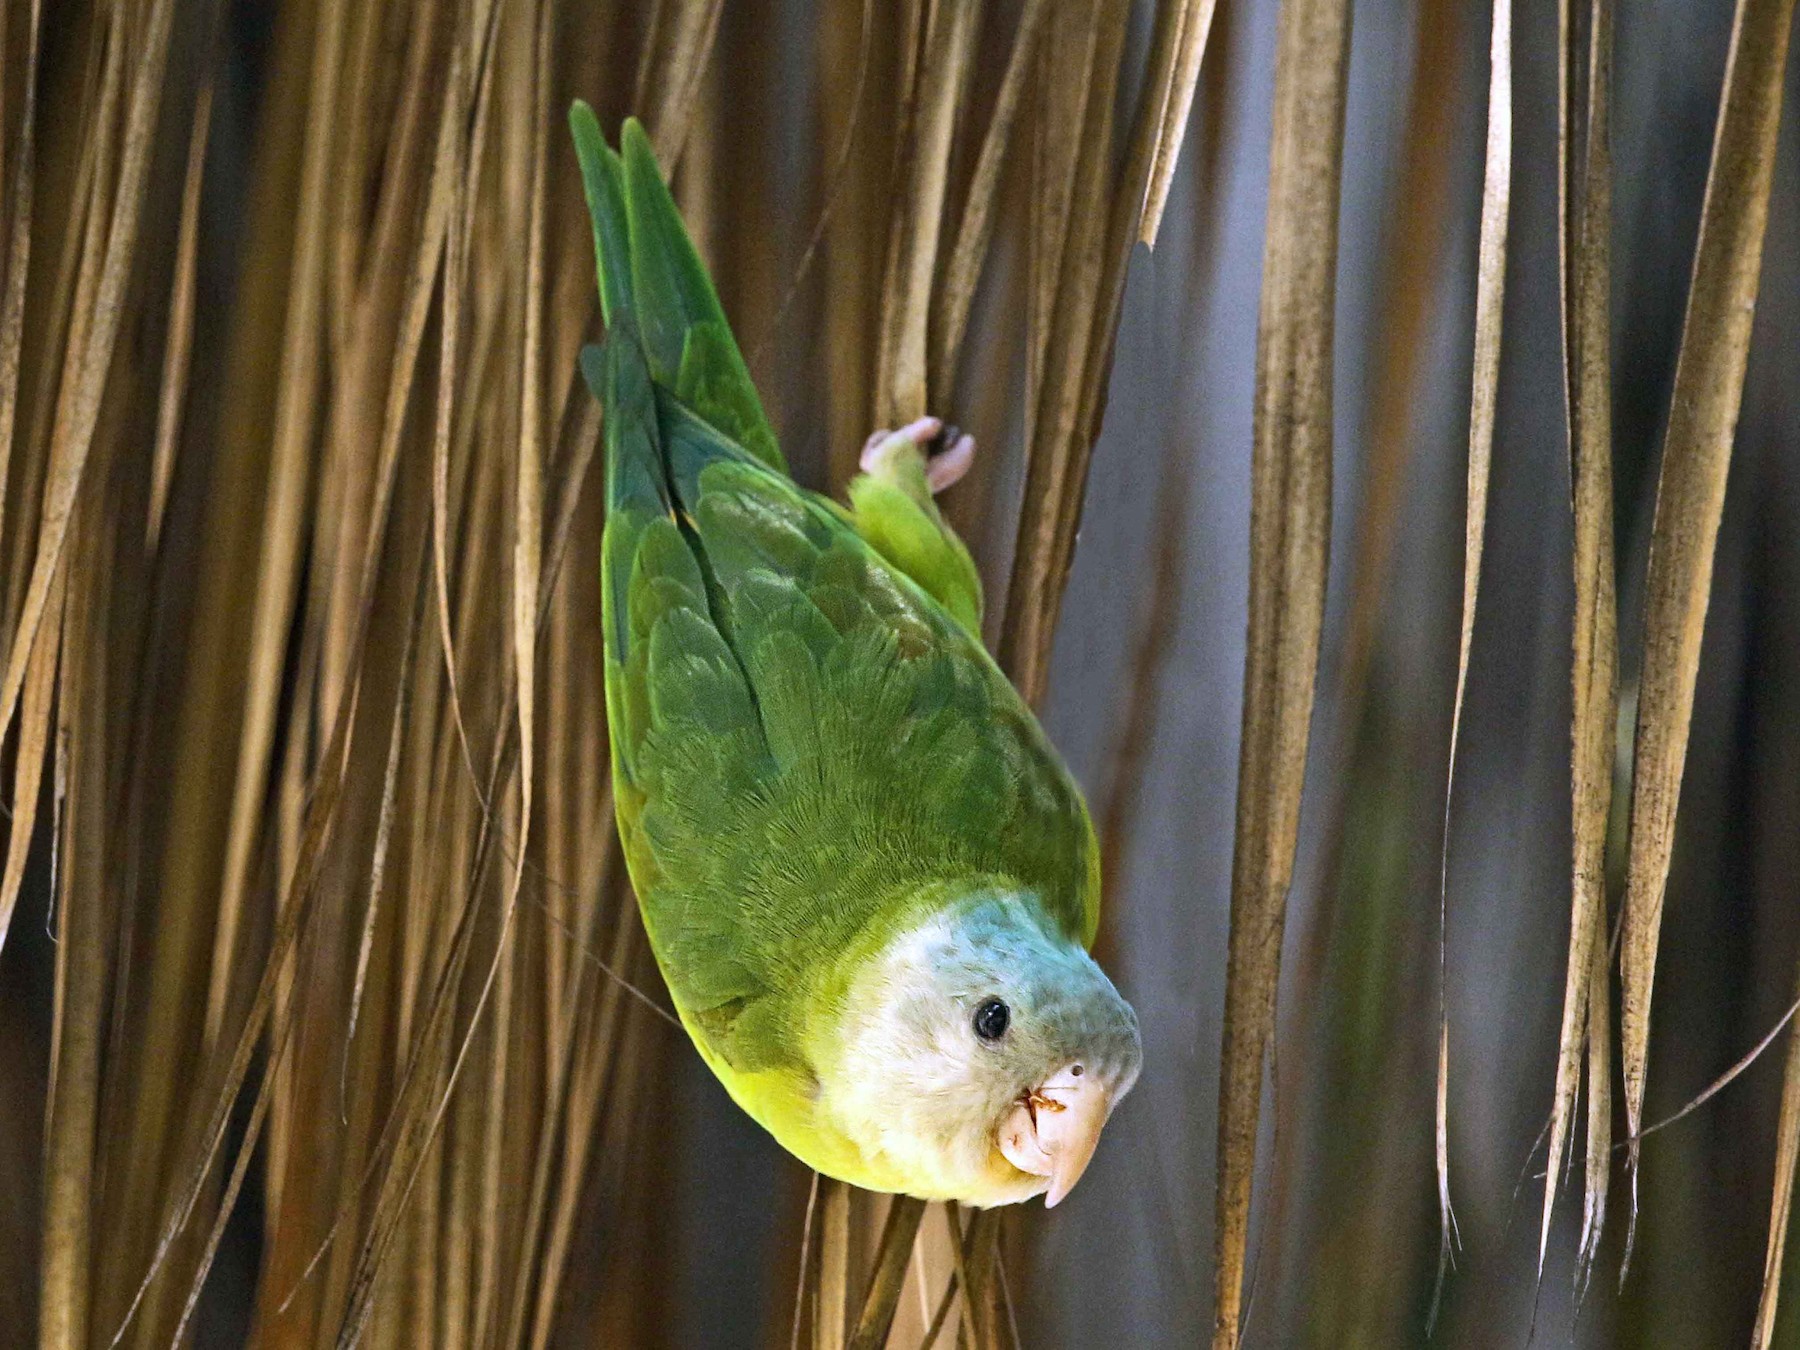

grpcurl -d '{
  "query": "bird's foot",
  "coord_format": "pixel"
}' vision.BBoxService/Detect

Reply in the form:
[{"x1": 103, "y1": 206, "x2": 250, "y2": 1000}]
[{"x1": 859, "y1": 416, "x2": 975, "y2": 495}]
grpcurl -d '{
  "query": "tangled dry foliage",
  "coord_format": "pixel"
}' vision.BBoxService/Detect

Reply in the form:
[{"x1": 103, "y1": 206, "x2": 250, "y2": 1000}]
[
  {"x1": 2, "y1": 0, "x2": 1798, "y2": 1345},
  {"x1": 0, "y1": 0, "x2": 1217, "y2": 1345}
]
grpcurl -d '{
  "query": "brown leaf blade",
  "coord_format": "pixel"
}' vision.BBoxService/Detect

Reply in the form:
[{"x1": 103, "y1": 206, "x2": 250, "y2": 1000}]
[
  {"x1": 1212, "y1": 0, "x2": 1351, "y2": 1344},
  {"x1": 46, "y1": 670, "x2": 105, "y2": 1350},
  {"x1": 930, "y1": 0, "x2": 1049, "y2": 399},
  {"x1": 1139, "y1": 0, "x2": 1222, "y2": 248},
  {"x1": 0, "y1": 561, "x2": 58, "y2": 957},
  {"x1": 0, "y1": 0, "x2": 43, "y2": 563},
  {"x1": 198, "y1": 0, "x2": 349, "y2": 1048},
  {"x1": 1541, "y1": 0, "x2": 1618, "y2": 1289},
  {"x1": 874, "y1": 0, "x2": 980, "y2": 427},
  {"x1": 0, "y1": 0, "x2": 173, "y2": 750},
  {"x1": 1757, "y1": 966, "x2": 1800, "y2": 1348},
  {"x1": 847, "y1": 1197, "x2": 927, "y2": 1350},
  {"x1": 145, "y1": 54, "x2": 216, "y2": 556},
  {"x1": 1435, "y1": 0, "x2": 1512, "y2": 1315},
  {"x1": 997, "y1": 0, "x2": 1131, "y2": 704},
  {"x1": 635, "y1": 0, "x2": 726, "y2": 166},
  {"x1": 1578, "y1": 896, "x2": 1612, "y2": 1285},
  {"x1": 816, "y1": 1179, "x2": 853, "y2": 1350},
  {"x1": 1618, "y1": 0, "x2": 1797, "y2": 1249}
]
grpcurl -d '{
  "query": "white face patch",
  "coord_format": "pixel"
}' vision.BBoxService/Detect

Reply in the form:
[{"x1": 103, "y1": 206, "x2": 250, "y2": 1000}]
[{"x1": 812, "y1": 894, "x2": 1141, "y2": 1206}]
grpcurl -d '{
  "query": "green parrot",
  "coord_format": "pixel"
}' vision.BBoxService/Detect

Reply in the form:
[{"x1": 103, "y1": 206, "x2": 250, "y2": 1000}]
[{"x1": 571, "y1": 106, "x2": 1140, "y2": 1208}]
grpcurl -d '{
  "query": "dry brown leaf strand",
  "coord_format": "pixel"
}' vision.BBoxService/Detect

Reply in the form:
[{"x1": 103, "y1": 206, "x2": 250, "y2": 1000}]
[
  {"x1": 816, "y1": 1179, "x2": 853, "y2": 1350},
  {"x1": 1017, "y1": 1, "x2": 1098, "y2": 461},
  {"x1": 251, "y1": 15, "x2": 464, "y2": 1320},
  {"x1": 929, "y1": 0, "x2": 1049, "y2": 401},
  {"x1": 1139, "y1": 0, "x2": 1222, "y2": 248},
  {"x1": 36, "y1": 15, "x2": 145, "y2": 1344},
  {"x1": 1754, "y1": 959, "x2": 1800, "y2": 1348},
  {"x1": 0, "y1": 0, "x2": 43, "y2": 573},
  {"x1": 1104, "y1": 0, "x2": 1203, "y2": 304},
  {"x1": 1432, "y1": 0, "x2": 1511, "y2": 1308},
  {"x1": 434, "y1": 17, "x2": 479, "y2": 812},
  {"x1": 848, "y1": 1196, "x2": 928, "y2": 1350},
  {"x1": 635, "y1": 0, "x2": 727, "y2": 167},
  {"x1": 999, "y1": 0, "x2": 1128, "y2": 705},
  {"x1": 511, "y1": 0, "x2": 551, "y2": 973},
  {"x1": 5, "y1": 3, "x2": 103, "y2": 643},
  {"x1": 1541, "y1": 0, "x2": 1618, "y2": 1288},
  {"x1": 116, "y1": 75, "x2": 444, "y2": 1350},
  {"x1": 1212, "y1": 0, "x2": 1352, "y2": 1344},
  {"x1": 817, "y1": 0, "x2": 893, "y2": 488},
  {"x1": 874, "y1": 0, "x2": 981, "y2": 427},
  {"x1": 198, "y1": 0, "x2": 350, "y2": 1049},
  {"x1": 39, "y1": 533, "x2": 95, "y2": 1350},
  {"x1": 1578, "y1": 883, "x2": 1612, "y2": 1285},
  {"x1": 1073, "y1": 0, "x2": 1221, "y2": 496},
  {"x1": 0, "y1": 0, "x2": 172, "y2": 752},
  {"x1": 470, "y1": 0, "x2": 555, "y2": 1335},
  {"x1": 0, "y1": 558, "x2": 57, "y2": 959},
  {"x1": 1618, "y1": 0, "x2": 1797, "y2": 1231},
  {"x1": 328, "y1": 10, "x2": 537, "y2": 1343},
  {"x1": 145, "y1": 42, "x2": 216, "y2": 557}
]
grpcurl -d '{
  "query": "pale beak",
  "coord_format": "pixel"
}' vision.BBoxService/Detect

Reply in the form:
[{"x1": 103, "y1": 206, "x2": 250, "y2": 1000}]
[{"x1": 996, "y1": 1064, "x2": 1111, "y2": 1207}]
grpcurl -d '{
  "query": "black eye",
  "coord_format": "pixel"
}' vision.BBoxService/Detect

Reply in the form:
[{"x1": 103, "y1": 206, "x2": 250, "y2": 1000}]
[{"x1": 972, "y1": 998, "x2": 1010, "y2": 1041}]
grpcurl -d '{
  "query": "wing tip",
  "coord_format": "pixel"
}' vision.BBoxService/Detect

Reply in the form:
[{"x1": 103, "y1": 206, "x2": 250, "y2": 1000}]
[
  {"x1": 571, "y1": 102, "x2": 633, "y2": 326},
  {"x1": 621, "y1": 115, "x2": 653, "y2": 162},
  {"x1": 569, "y1": 98, "x2": 601, "y2": 141}
]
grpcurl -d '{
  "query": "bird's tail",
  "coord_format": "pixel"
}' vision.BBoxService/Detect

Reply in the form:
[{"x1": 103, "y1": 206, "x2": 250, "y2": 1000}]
[{"x1": 569, "y1": 105, "x2": 783, "y2": 474}]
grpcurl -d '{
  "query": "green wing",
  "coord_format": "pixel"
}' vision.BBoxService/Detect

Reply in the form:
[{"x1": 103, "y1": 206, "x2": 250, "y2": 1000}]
[
  {"x1": 574, "y1": 110, "x2": 1097, "y2": 1079},
  {"x1": 847, "y1": 447, "x2": 983, "y2": 638}
]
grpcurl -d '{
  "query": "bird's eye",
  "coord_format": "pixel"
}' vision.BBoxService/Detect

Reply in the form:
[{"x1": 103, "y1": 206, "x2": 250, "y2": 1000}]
[{"x1": 972, "y1": 998, "x2": 1010, "y2": 1041}]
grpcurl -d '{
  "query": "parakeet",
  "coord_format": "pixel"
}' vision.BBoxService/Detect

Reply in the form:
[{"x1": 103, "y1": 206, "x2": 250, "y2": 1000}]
[{"x1": 571, "y1": 105, "x2": 1141, "y2": 1208}]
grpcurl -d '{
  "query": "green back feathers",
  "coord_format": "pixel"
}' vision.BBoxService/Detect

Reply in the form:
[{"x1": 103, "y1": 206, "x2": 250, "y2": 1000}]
[{"x1": 615, "y1": 412, "x2": 1100, "y2": 1069}]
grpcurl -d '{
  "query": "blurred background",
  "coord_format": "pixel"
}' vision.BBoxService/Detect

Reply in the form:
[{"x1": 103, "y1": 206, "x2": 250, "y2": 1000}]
[{"x1": 0, "y1": 0, "x2": 1796, "y2": 1346}]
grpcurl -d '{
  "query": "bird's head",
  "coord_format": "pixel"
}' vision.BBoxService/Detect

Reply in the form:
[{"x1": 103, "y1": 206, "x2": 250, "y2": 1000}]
[{"x1": 818, "y1": 891, "x2": 1141, "y2": 1208}]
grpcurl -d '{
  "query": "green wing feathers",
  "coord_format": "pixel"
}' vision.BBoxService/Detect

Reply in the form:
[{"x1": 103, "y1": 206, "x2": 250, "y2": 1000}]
[
  {"x1": 570, "y1": 103, "x2": 633, "y2": 328},
  {"x1": 572, "y1": 109, "x2": 1100, "y2": 1073},
  {"x1": 847, "y1": 455, "x2": 984, "y2": 638}
]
